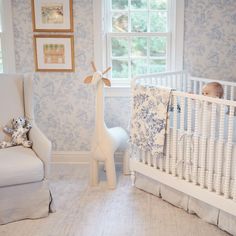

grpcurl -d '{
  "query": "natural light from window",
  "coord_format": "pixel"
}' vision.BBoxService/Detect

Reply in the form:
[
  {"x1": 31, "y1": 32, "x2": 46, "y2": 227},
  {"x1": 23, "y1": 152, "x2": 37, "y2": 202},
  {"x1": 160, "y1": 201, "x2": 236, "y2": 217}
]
[{"x1": 106, "y1": 0, "x2": 170, "y2": 82}]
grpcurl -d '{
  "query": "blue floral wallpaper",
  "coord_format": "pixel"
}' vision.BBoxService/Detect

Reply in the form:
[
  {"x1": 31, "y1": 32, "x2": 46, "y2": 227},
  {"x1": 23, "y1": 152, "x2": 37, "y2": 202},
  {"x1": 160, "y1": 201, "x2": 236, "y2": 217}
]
[
  {"x1": 12, "y1": 0, "x2": 95, "y2": 151},
  {"x1": 11, "y1": 0, "x2": 236, "y2": 151},
  {"x1": 184, "y1": 0, "x2": 236, "y2": 82}
]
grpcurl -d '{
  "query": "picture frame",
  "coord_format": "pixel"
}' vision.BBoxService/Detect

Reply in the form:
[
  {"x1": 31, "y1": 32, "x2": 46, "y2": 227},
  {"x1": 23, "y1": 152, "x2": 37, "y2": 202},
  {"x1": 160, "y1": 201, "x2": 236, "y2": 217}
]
[
  {"x1": 34, "y1": 35, "x2": 75, "y2": 72},
  {"x1": 32, "y1": 0, "x2": 73, "y2": 32}
]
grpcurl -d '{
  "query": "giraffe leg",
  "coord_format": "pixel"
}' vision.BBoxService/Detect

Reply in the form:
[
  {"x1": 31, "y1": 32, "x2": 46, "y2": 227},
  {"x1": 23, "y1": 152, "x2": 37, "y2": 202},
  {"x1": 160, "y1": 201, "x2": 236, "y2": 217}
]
[
  {"x1": 105, "y1": 155, "x2": 116, "y2": 189},
  {"x1": 89, "y1": 158, "x2": 99, "y2": 186}
]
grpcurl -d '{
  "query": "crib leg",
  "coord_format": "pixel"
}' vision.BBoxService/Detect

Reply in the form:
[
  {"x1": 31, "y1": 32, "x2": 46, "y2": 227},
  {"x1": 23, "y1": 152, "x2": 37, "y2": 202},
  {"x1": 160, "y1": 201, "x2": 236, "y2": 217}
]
[
  {"x1": 131, "y1": 171, "x2": 136, "y2": 186},
  {"x1": 90, "y1": 158, "x2": 99, "y2": 186},
  {"x1": 105, "y1": 156, "x2": 116, "y2": 189},
  {"x1": 123, "y1": 149, "x2": 130, "y2": 175}
]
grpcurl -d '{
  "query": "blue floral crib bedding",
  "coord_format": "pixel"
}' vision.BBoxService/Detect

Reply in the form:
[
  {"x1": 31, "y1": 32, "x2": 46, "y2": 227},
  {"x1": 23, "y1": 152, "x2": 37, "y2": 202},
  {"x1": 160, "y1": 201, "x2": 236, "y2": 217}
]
[{"x1": 130, "y1": 84, "x2": 172, "y2": 158}]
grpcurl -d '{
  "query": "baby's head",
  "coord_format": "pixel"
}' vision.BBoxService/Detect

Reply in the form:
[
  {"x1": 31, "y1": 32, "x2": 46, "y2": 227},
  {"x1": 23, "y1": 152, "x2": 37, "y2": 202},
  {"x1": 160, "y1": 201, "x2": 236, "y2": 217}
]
[{"x1": 202, "y1": 82, "x2": 224, "y2": 98}]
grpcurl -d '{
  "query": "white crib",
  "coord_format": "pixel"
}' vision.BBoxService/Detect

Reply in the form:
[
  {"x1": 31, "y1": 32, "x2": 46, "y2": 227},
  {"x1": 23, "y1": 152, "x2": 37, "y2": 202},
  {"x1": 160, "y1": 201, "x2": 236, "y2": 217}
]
[{"x1": 130, "y1": 71, "x2": 236, "y2": 218}]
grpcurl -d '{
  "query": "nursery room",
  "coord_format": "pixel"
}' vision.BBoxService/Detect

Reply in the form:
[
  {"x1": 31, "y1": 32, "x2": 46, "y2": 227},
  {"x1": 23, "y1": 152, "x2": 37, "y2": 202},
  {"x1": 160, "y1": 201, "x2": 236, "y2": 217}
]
[{"x1": 0, "y1": 0, "x2": 236, "y2": 235}]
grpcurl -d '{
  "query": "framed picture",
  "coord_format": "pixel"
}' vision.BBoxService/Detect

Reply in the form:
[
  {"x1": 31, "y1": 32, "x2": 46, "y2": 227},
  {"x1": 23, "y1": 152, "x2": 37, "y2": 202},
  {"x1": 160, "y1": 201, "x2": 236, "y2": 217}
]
[
  {"x1": 32, "y1": 0, "x2": 73, "y2": 32},
  {"x1": 34, "y1": 35, "x2": 75, "y2": 72}
]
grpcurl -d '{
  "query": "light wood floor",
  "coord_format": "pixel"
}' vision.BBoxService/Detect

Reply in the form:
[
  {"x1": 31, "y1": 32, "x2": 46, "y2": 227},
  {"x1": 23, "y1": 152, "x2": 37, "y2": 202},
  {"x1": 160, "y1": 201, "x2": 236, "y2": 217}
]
[{"x1": 0, "y1": 164, "x2": 229, "y2": 236}]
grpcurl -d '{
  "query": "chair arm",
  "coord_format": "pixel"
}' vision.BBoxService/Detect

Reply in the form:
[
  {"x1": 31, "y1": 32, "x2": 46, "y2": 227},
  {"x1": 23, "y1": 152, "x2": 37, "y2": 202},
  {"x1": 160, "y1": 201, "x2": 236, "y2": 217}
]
[{"x1": 29, "y1": 124, "x2": 52, "y2": 179}]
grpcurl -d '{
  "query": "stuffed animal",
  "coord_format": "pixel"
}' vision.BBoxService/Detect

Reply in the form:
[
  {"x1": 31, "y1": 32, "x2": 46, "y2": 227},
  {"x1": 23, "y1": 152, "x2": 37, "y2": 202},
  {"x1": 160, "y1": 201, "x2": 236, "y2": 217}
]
[{"x1": 0, "y1": 117, "x2": 33, "y2": 149}]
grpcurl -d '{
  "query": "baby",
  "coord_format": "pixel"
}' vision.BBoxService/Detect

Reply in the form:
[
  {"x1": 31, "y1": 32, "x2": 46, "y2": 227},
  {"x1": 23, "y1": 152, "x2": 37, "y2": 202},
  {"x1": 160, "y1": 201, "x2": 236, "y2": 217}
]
[
  {"x1": 198, "y1": 82, "x2": 224, "y2": 136},
  {"x1": 202, "y1": 82, "x2": 224, "y2": 98}
]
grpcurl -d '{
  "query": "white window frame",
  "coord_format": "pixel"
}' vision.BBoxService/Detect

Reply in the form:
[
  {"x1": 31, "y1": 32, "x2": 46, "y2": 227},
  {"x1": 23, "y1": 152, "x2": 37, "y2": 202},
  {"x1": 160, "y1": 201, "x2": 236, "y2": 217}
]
[
  {"x1": 93, "y1": 0, "x2": 184, "y2": 97},
  {"x1": 0, "y1": 0, "x2": 16, "y2": 73}
]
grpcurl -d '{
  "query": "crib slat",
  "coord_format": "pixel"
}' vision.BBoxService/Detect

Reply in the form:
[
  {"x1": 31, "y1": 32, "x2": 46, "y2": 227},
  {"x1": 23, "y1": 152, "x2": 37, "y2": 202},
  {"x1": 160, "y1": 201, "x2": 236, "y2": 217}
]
[
  {"x1": 224, "y1": 106, "x2": 234, "y2": 198},
  {"x1": 233, "y1": 183, "x2": 236, "y2": 201},
  {"x1": 171, "y1": 75, "x2": 174, "y2": 88},
  {"x1": 185, "y1": 97, "x2": 192, "y2": 182},
  {"x1": 147, "y1": 151, "x2": 151, "y2": 166},
  {"x1": 193, "y1": 100, "x2": 200, "y2": 185},
  {"x1": 199, "y1": 82, "x2": 203, "y2": 95},
  {"x1": 179, "y1": 73, "x2": 183, "y2": 91},
  {"x1": 178, "y1": 97, "x2": 185, "y2": 179},
  {"x1": 193, "y1": 80, "x2": 197, "y2": 94},
  {"x1": 187, "y1": 78, "x2": 191, "y2": 93},
  {"x1": 207, "y1": 103, "x2": 217, "y2": 192},
  {"x1": 183, "y1": 75, "x2": 187, "y2": 92},
  {"x1": 173, "y1": 75, "x2": 176, "y2": 89},
  {"x1": 200, "y1": 101, "x2": 208, "y2": 188},
  {"x1": 159, "y1": 156, "x2": 163, "y2": 171},
  {"x1": 171, "y1": 96, "x2": 178, "y2": 176},
  {"x1": 230, "y1": 86, "x2": 234, "y2": 100},
  {"x1": 216, "y1": 105, "x2": 226, "y2": 195},
  {"x1": 181, "y1": 73, "x2": 184, "y2": 91},
  {"x1": 141, "y1": 150, "x2": 146, "y2": 164},
  {"x1": 165, "y1": 109, "x2": 171, "y2": 174},
  {"x1": 224, "y1": 85, "x2": 228, "y2": 100},
  {"x1": 153, "y1": 155, "x2": 157, "y2": 169},
  {"x1": 177, "y1": 74, "x2": 181, "y2": 91}
]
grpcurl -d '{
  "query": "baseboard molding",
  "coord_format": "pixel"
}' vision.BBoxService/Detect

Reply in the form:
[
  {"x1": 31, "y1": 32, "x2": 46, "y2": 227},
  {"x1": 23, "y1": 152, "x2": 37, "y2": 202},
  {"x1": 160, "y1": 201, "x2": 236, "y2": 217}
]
[
  {"x1": 52, "y1": 151, "x2": 91, "y2": 164},
  {"x1": 52, "y1": 151, "x2": 124, "y2": 164}
]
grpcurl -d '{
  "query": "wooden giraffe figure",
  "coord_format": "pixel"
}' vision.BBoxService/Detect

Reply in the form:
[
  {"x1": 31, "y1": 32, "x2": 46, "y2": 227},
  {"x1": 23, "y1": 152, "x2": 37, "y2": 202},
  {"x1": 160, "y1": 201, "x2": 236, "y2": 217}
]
[{"x1": 84, "y1": 62, "x2": 129, "y2": 189}]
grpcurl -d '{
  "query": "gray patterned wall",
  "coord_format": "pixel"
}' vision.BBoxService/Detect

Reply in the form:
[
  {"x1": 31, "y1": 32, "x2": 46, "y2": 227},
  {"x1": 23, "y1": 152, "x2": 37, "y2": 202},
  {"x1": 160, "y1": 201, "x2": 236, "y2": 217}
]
[
  {"x1": 12, "y1": 0, "x2": 95, "y2": 151},
  {"x1": 12, "y1": 0, "x2": 236, "y2": 151},
  {"x1": 184, "y1": 0, "x2": 236, "y2": 82}
]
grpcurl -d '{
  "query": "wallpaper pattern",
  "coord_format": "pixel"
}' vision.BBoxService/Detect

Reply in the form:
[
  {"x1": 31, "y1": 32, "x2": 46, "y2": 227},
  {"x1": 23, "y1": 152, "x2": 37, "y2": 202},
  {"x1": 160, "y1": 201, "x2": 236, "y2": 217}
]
[
  {"x1": 12, "y1": 0, "x2": 95, "y2": 151},
  {"x1": 184, "y1": 0, "x2": 236, "y2": 82},
  {"x1": 12, "y1": 0, "x2": 236, "y2": 151}
]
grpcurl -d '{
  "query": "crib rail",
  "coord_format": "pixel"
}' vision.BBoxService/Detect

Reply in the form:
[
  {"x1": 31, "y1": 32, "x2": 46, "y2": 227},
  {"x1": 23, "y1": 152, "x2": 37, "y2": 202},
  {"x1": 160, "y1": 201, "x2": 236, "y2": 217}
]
[
  {"x1": 130, "y1": 71, "x2": 236, "y2": 216},
  {"x1": 189, "y1": 76, "x2": 236, "y2": 100},
  {"x1": 132, "y1": 71, "x2": 188, "y2": 92},
  {"x1": 133, "y1": 71, "x2": 236, "y2": 100}
]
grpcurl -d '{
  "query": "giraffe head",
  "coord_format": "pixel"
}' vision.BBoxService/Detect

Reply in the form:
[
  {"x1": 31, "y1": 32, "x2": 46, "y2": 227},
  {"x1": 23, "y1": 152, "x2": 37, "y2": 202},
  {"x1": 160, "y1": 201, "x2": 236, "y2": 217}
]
[
  {"x1": 84, "y1": 62, "x2": 111, "y2": 87},
  {"x1": 91, "y1": 70, "x2": 103, "y2": 85}
]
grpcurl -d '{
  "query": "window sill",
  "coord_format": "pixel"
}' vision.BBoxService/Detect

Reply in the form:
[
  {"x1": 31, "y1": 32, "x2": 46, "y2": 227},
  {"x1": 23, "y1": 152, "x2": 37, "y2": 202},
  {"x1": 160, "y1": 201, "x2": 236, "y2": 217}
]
[{"x1": 105, "y1": 86, "x2": 131, "y2": 97}]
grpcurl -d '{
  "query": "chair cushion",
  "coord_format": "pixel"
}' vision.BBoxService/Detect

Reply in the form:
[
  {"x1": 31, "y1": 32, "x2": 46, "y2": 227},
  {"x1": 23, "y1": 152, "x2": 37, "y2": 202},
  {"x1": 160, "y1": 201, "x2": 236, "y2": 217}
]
[{"x1": 0, "y1": 146, "x2": 44, "y2": 187}]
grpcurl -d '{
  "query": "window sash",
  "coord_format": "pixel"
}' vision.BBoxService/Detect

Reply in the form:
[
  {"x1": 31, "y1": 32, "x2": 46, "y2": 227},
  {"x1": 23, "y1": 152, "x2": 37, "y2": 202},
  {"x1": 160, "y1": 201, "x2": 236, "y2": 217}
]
[
  {"x1": 107, "y1": 0, "x2": 170, "y2": 33},
  {"x1": 107, "y1": 32, "x2": 171, "y2": 84},
  {"x1": 0, "y1": 0, "x2": 15, "y2": 73},
  {"x1": 106, "y1": 0, "x2": 172, "y2": 83}
]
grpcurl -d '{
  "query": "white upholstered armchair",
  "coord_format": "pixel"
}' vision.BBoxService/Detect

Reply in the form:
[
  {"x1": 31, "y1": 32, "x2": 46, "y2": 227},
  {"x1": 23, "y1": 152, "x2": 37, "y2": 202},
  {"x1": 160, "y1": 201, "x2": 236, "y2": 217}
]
[{"x1": 0, "y1": 74, "x2": 54, "y2": 224}]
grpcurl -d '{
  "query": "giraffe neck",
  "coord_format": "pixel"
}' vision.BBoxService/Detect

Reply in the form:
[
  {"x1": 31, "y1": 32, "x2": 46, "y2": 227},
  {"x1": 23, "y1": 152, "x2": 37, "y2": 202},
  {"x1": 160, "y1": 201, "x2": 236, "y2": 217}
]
[{"x1": 94, "y1": 80, "x2": 106, "y2": 136}]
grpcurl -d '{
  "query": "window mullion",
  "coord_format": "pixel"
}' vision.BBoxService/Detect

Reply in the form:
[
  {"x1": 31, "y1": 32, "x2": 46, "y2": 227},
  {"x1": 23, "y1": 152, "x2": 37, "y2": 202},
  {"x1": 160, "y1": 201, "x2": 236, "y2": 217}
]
[
  {"x1": 147, "y1": 36, "x2": 150, "y2": 74},
  {"x1": 128, "y1": 35, "x2": 131, "y2": 81},
  {"x1": 147, "y1": 0, "x2": 150, "y2": 33},
  {"x1": 128, "y1": 0, "x2": 131, "y2": 80},
  {"x1": 108, "y1": 32, "x2": 169, "y2": 37},
  {"x1": 128, "y1": 0, "x2": 131, "y2": 33}
]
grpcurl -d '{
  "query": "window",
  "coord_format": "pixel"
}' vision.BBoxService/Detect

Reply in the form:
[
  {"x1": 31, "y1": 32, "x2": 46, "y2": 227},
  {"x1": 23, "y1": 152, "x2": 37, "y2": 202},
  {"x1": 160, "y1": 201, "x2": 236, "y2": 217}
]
[
  {"x1": 108, "y1": 0, "x2": 169, "y2": 82},
  {"x1": 95, "y1": 0, "x2": 184, "y2": 89},
  {"x1": 0, "y1": 0, "x2": 15, "y2": 73}
]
